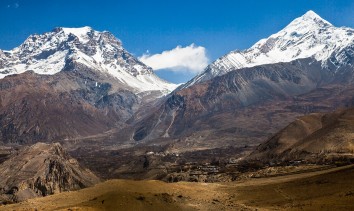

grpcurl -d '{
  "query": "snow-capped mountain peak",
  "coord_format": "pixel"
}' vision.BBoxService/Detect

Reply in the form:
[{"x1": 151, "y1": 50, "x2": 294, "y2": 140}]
[
  {"x1": 297, "y1": 10, "x2": 332, "y2": 26},
  {"x1": 0, "y1": 27, "x2": 177, "y2": 93},
  {"x1": 183, "y1": 10, "x2": 354, "y2": 88},
  {"x1": 61, "y1": 26, "x2": 94, "y2": 42}
]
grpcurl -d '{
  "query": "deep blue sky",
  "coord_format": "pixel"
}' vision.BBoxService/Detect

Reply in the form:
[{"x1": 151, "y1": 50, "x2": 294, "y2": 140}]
[{"x1": 1, "y1": 0, "x2": 354, "y2": 83}]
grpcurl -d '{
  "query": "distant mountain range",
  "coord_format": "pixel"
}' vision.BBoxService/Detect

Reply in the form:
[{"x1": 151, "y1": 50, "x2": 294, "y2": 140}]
[
  {"x1": 130, "y1": 11, "x2": 354, "y2": 151},
  {"x1": 1, "y1": 11, "x2": 352, "y2": 147},
  {"x1": 0, "y1": 10, "x2": 354, "y2": 186}
]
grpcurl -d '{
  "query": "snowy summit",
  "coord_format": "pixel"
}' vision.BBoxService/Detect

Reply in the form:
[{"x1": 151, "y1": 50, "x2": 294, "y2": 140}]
[
  {"x1": 0, "y1": 26, "x2": 177, "y2": 94},
  {"x1": 184, "y1": 10, "x2": 354, "y2": 87}
]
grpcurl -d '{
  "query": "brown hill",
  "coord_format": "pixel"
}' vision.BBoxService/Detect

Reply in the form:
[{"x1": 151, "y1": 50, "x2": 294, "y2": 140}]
[
  {"x1": 0, "y1": 142, "x2": 100, "y2": 203},
  {"x1": 248, "y1": 108, "x2": 354, "y2": 163}
]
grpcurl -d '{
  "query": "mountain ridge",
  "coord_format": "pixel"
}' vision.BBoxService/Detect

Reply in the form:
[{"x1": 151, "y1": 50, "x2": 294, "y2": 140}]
[
  {"x1": 0, "y1": 26, "x2": 177, "y2": 94},
  {"x1": 182, "y1": 10, "x2": 354, "y2": 89}
]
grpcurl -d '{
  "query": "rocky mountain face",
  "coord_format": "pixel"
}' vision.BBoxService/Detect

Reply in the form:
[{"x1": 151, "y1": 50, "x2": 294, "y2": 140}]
[
  {"x1": 0, "y1": 142, "x2": 100, "y2": 203},
  {"x1": 131, "y1": 60, "x2": 354, "y2": 144},
  {"x1": 0, "y1": 27, "x2": 177, "y2": 144},
  {"x1": 130, "y1": 11, "x2": 354, "y2": 150},
  {"x1": 182, "y1": 10, "x2": 354, "y2": 88},
  {"x1": 0, "y1": 69, "x2": 137, "y2": 144},
  {"x1": 247, "y1": 108, "x2": 354, "y2": 164}
]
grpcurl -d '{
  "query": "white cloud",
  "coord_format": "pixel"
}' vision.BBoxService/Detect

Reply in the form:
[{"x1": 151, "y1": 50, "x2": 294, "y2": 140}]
[{"x1": 139, "y1": 44, "x2": 209, "y2": 73}]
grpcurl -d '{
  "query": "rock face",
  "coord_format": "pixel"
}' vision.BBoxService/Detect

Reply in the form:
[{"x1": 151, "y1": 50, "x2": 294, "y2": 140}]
[
  {"x1": 247, "y1": 108, "x2": 354, "y2": 163},
  {"x1": 0, "y1": 142, "x2": 100, "y2": 203},
  {"x1": 0, "y1": 71, "x2": 137, "y2": 144}
]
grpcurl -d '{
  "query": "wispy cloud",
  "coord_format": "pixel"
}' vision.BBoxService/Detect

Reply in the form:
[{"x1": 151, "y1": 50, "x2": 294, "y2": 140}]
[
  {"x1": 139, "y1": 44, "x2": 209, "y2": 73},
  {"x1": 6, "y1": 2, "x2": 19, "y2": 9}
]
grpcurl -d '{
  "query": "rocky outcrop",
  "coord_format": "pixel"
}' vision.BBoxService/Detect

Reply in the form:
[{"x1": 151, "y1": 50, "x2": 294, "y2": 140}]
[{"x1": 0, "y1": 143, "x2": 100, "y2": 203}]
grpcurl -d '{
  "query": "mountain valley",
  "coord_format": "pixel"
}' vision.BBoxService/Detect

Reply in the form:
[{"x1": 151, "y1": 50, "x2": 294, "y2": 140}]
[{"x1": 1, "y1": 10, "x2": 354, "y2": 210}]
